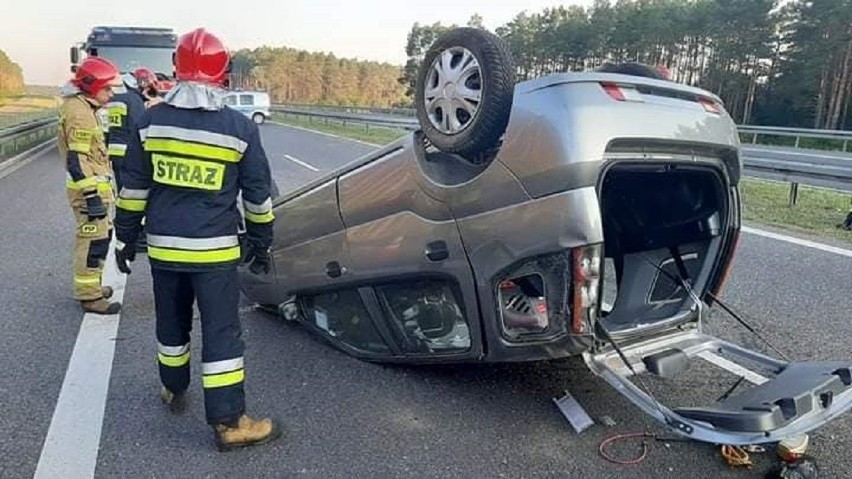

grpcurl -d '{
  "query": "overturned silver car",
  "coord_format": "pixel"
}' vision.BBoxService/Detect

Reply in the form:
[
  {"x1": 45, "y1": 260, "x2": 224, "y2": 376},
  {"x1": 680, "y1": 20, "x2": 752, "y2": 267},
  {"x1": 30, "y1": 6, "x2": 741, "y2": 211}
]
[{"x1": 239, "y1": 28, "x2": 852, "y2": 445}]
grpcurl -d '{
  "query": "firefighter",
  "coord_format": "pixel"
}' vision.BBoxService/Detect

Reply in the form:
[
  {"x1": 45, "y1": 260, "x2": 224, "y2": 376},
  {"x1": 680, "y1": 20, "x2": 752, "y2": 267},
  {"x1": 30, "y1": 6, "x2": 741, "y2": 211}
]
[
  {"x1": 133, "y1": 67, "x2": 164, "y2": 107},
  {"x1": 106, "y1": 70, "x2": 147, "y2": 192},
  {"x1": 59, "y1": 56, "x2": 123, "y2": 314},
  {"x1": 106, "y1": 68, "x2": 157, "y2": 251},
  {"x1": 114, "y1": 27, "x2": 280, "y2": 451}
]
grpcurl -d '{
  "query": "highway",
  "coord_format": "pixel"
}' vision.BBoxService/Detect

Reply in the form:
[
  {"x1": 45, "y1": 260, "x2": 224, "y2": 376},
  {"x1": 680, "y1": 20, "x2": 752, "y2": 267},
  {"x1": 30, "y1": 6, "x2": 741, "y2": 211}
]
[{"x1": 1, "y1": 122, "x2": 850, "y2": 478}]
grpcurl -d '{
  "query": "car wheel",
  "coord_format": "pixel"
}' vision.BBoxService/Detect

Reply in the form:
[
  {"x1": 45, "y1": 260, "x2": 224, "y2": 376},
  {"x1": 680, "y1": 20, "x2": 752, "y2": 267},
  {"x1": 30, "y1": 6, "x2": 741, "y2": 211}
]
[
  {"x1": 252, "y1": 113, "x2": 266, "y2": 125},
  {"x1": 415, "y1": 27, "x2": 515, "y2": 162}
]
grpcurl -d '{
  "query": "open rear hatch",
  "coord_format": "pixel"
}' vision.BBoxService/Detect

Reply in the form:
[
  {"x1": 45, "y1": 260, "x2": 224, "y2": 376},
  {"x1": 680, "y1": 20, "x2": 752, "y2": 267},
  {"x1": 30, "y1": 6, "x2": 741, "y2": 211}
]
[
  {"x1": 584, "y1": 328, "x2": 852, "y2": 444},
  {"x1": 584, "y1": 159, "x2": 852, "y2": 444}
]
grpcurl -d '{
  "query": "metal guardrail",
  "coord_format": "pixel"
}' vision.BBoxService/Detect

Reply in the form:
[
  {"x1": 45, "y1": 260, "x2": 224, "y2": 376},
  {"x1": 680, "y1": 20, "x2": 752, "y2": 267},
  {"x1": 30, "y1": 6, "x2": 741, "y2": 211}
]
[
  {"x1": 0, "y1": 117, "x2": 58, "y2": 162},
  {"x1": 272, "y1": 106, "x2": 418, "y2": 130},
  {"x1": 0, "y1": 117, "x2": 57, "y2": 139},
  {"x1": 280, "y1": 103, "x2": 415, "y2": 118},
  {"x1": 271, "y1": 105, "x2": 852, "y2": 201},
  {"x1": 4, "y1": 104, "x2": 847, "y2": 199},
  {"x1": 739, "y1": 125, "x2": 852, "y2": 152}
]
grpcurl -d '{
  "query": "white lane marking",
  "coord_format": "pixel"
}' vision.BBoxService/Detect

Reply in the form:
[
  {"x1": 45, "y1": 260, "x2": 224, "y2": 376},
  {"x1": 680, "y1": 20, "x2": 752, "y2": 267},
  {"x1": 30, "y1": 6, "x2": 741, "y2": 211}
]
[
  {"x1": 283, "y1": 154, "x2": 319, "y2": 172},
  {"x1": 742, "y1": 226, "x2": 852, "y2": 258},
  {"x1": 0, "y1": 140, "x2": 56, "y2": 180},
  {"x1": 34, "y1": 247, "x2": 127, "y2": 479},
  {"x1": 269, "y1": 120, "x2": 381, "y2": 147}
]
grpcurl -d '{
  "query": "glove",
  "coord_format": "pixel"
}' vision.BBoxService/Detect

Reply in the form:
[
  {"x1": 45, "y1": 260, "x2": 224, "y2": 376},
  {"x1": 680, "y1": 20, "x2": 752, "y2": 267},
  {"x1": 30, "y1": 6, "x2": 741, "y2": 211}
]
[
  {"x1": 115, "y1": 241, "x2": 136, "y2": 275},
  {"x1": 244, "y1": 244, "x2": 271, "y2": 275},
  {"x1": 84, "y1": 192, "x2": 107, "y2": 221}
]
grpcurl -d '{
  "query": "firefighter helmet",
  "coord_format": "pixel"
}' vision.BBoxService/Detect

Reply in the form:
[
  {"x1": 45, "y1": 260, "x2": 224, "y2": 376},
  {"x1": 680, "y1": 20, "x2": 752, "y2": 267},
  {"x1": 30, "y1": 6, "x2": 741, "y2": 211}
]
[
  {"x1": 133, "y1": 67, "x2": 160, "y2": 90},
  {"x1": 72, "y1": 57, "x2": 121, "y2": 96},
  {"x1": 173, "y1": 28, "x2": 231, "y2": 86}
]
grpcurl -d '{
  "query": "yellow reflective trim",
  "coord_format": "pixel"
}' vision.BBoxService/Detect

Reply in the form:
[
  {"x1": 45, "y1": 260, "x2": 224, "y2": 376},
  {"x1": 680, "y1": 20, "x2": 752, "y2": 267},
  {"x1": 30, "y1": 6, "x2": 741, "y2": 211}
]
[
  {"x1": 244, "y1": 210, "x2": 275, "y2": 224},
  {"x1": 71, "y1": 128, "x2": 94, "y2": 142},
  {"x1": 158, "y1": 352, "x2": 190, "y2": 368},
  {"x1": 145, "y1": 138, "x2": 242, "y2": 163},
  {"x1": 148, "y1": 245, "x2": 241, "y2": 264},
  {"x1": 69, "y1": 142, "x2": 91, "y2": 153},
  {"x1": 202, "y1": 369, "x2": 245, "y2": 389},
  {"x1": 151, "y1": 154, "x2": 226, "y2": 191},
  {"x1": 116, "y1": 198, "x2": 147, "y2": 212},
  {"x1": 107, "y1": 106, "x2": 125, "y2": 128},
  {"x1": 66, "y1": 178, "x2": 112, "y2": 195},
  {"x1": 66, "y1": 177, "x2": 99, "y2": 190},
  {"x1": 108, "y1": 144, "x2": 127, "y2": 157},
  {"x1": 107, "y1": 103, "x2": 128, "y2": 115},
  {"x1": 74, "y1": 275, "x2": 101, "y2": 285}
]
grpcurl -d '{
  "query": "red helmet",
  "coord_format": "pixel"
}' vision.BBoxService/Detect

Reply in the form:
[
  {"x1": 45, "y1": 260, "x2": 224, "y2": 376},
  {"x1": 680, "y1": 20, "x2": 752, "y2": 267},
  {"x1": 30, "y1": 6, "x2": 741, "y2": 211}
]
[
  {"x1": 73, "y1": 57, "x2": 120, "y2": 96},
  {"x1": 655, "y1": 64, "x2": 672, "y2": 81},
  {"x1": 174, "y1": 28, "x2": 231, "y2": 86},
  {"x1": 133, "y1": 67, "x2": 160, "y2": 90}
]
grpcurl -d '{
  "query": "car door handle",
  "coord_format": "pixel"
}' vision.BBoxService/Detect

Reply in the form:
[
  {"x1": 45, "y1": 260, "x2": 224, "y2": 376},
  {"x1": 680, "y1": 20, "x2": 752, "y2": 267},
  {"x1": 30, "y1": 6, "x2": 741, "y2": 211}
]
[
  {"x1": 325, "y1": 261, "x2": 346, "y2": 278},
  {"x1": 425, "y1": 241, "x2": 449, "y2": 262}
]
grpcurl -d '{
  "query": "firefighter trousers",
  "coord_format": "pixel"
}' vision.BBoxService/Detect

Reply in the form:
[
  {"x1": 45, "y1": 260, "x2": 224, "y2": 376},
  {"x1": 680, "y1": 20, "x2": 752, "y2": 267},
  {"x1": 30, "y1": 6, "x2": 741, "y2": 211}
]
[
  {"x1": 72, "y1": 206, "x2": 113, "y2": 301},
  {"x1": 152, "y1": 267, "x2": 246, "y2": 425}
]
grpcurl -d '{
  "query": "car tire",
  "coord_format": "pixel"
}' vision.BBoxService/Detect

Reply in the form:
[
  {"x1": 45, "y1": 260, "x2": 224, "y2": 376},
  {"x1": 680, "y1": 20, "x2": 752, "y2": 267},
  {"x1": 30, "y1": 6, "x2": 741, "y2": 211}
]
[
  {"x1": 252, "y1": 113, "x2": 266, "y2": 125},
  {"x1": 415, "y1": 27, "x2": 515, "y2": 161}
]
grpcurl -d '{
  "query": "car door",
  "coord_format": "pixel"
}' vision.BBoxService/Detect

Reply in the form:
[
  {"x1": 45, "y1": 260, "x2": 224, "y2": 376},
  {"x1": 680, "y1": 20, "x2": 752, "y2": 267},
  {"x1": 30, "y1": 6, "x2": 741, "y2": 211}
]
[
  {"x1": 238, "y1": 93, "x2": 254, "y2": 117},
  {"x1": 335, "y1": 142, "x2": 483, "y2": 362}
]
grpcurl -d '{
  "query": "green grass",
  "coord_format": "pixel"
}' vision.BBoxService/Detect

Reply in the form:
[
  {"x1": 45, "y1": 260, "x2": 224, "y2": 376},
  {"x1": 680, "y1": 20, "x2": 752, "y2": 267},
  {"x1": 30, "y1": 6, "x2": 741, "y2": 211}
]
[
  {"x1": 0, "y1": 95, "x2": 58, "y2": 129},
  {"x1": 273, "y1": 112, "x2": 852, "y2": 244},
  {"x1": 272, "y1": 113, "x2": 407, "y2": 146},
  {"x1": 740, "y1": 178, "x2": 852, "y2": 243},
  {"x1": 25, "y1": 85, "x2": 61, "y2": 97}
]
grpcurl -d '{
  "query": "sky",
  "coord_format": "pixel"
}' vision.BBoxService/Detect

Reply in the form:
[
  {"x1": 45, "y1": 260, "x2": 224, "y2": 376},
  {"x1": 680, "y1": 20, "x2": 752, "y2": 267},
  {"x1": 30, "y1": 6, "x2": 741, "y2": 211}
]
[{"x1": 0, "y1": 0, "x2": 594, "y2": 85}]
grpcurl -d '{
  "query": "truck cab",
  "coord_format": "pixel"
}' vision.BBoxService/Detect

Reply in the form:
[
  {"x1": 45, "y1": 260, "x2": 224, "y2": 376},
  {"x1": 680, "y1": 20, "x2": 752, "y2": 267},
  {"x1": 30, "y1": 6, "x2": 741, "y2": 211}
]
[{"x1": 70, "y1": 26, "x2": 178, "y2": 95}]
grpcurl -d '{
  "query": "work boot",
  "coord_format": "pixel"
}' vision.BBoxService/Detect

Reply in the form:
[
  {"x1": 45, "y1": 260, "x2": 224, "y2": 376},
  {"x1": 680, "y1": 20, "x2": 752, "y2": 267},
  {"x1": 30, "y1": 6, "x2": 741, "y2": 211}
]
[
  {"x1": 81, "y1": 298, "x2": 121, "y2": 315},
  {"x1": 159, "y1": 386, "x2": 188, "y2": 415},
  {"x1": 214, "y1": 415, "x2": 281, "y2": 452},
  {"x1": 102, "y1": 286, "x2": 114, "y2": 299}
]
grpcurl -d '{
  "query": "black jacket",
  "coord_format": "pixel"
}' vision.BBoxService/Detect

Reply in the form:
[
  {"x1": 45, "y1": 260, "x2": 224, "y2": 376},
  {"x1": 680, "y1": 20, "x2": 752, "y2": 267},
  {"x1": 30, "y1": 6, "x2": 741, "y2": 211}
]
[
  {"x1": 106, "y1": 88, "x2": 147, "y2": 189},
  {"x1": 115, "y1": 101, "x2": 274, "y2": 271}
]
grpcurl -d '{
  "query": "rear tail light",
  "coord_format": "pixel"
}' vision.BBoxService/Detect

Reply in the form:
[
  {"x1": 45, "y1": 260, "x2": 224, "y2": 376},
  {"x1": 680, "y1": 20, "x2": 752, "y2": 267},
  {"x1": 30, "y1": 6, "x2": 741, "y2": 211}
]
[
  {"x1": 572, "y1": 245, "x2": 602, "y2": 334},
  {"x1": 699, "y1": 97, "x2": 721, "y2": 114},
  {"x1": 600, "y1": 82, "x2": 644, "y2": 102}
]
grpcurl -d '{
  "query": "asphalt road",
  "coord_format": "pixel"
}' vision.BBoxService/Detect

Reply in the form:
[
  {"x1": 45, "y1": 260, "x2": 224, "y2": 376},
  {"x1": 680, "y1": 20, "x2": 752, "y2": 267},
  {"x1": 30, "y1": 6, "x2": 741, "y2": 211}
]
[{"x1": 1, "y1": 122, "x2": 850, "y2": 479}]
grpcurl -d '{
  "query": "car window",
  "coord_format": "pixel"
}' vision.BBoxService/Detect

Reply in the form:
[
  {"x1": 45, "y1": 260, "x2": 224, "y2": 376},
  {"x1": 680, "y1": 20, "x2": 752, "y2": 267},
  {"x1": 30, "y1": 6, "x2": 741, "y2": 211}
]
[
  {"x1": 302, "y1": 289, "x2": 391, "y2": 355},
  {"x1": 222, "y1": 95, "x2": 237, "y2": 106},
  {"x1": 239, "y1": 94, "x2": 254, "y2": 106},
  {"x1": 379, "y1": 280, "x2": 471, "y2": 354}
]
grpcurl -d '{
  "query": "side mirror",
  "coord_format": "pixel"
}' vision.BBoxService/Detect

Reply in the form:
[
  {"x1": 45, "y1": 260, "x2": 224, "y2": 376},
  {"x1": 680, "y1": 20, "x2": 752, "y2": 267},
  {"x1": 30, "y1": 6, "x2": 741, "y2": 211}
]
[{"x1": 70, "y1": 46, "x2": 80, "y2": 65}]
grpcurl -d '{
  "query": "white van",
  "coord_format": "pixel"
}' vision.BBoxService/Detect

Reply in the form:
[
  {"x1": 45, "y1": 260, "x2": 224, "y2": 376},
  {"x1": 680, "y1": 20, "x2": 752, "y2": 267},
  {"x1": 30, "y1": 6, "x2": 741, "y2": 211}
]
[{"x1": 222, "y1": 90, "x2": 271, "y2": 124}]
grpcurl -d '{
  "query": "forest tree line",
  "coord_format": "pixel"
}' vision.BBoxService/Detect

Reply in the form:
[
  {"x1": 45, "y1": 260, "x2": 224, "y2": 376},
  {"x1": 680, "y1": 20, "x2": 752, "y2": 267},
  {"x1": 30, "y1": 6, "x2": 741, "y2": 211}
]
[
  {"x1": 0, "y1": 49, "x2": 25, "y2": 97},
  {"x1": 399, "y1": 0, "x2": 852, "y2": 129},
  {"x1": 230, "y1": 47, "x2": 408, "y2": 108}
]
